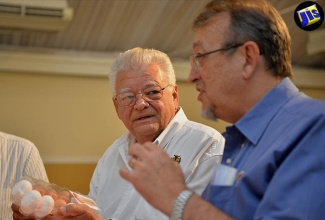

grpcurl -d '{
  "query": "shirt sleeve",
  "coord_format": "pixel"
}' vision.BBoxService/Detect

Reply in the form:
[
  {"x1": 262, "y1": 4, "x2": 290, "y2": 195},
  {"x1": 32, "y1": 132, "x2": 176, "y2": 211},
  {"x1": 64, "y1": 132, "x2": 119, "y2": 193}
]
[
  {"x1": 23, "y1": 142, "x2": 49, "y2": 182},
  {"x1": 88, "y1": 159, "x2": 100, "y2": 199}
]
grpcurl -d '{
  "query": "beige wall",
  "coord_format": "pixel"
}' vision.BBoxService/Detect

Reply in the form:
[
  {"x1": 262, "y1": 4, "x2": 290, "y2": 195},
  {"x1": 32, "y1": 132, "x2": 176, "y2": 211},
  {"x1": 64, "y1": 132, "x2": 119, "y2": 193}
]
[
  {"x1": 0, "y1": 72, "x2": 126, "y2": 162},
  {"x1": 0, "y1": 71, "x2": 324, "y2": 194}
]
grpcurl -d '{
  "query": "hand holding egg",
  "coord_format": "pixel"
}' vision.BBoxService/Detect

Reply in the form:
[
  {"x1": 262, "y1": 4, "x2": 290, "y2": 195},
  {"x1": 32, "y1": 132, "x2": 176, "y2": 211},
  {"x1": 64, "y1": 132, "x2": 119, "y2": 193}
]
[
  {"x1": 11, "y1": 178, "x2": 67, "y2": 218},
  {"x1": 11, "y1": 179, "x2": 33, "y2": 206},
  {"x1": 11, "y1": 176, "x2": 99, "y2": 219}
]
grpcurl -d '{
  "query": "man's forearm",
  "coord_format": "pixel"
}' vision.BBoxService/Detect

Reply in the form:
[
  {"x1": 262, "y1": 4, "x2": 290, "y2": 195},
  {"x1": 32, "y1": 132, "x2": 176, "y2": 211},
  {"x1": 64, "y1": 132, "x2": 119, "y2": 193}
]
[{"x1": 182, "y1": 194, "x2": 234, "y2": 220}]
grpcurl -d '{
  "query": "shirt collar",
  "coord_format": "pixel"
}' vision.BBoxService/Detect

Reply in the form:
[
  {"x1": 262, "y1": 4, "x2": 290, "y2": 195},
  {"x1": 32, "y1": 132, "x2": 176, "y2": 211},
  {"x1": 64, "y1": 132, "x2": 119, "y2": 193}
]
[
  {"x1": 124, "y1": 107, "x2": 187, "y2": 147},
  {"x1": 235, "y1": 78, "x2": 300, "y2": 145},
  {"x1": 153, "y1": 107, "x2": 188, "y2": 147}
]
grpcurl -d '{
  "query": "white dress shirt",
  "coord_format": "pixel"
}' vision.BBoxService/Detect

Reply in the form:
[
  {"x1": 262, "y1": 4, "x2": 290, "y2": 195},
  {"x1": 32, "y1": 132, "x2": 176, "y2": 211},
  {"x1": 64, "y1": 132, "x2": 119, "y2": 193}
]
[
  {"x1": 89, "y1": 108, "x2": 225, "y2": 220},
  {"x1": 0, "y1": 132, "x2": 48, "y2": 220}
]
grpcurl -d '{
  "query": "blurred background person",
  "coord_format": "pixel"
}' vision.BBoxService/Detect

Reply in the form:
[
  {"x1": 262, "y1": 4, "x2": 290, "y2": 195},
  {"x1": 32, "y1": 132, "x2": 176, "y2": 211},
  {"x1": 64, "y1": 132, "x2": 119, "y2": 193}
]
[{"x1": 0, "y1": 131, "x2": 48, "y2": 219}]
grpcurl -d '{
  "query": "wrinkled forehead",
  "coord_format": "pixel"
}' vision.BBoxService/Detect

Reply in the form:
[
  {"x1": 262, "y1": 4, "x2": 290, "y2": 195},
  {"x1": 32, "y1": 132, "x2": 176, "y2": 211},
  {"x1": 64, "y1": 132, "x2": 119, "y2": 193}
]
[
  {"x1": 116, "y1": 65, "x2": 165, "y2": 93},
  {"x1": 193, "y1": 12, "x2": 231, "y2": 49}
]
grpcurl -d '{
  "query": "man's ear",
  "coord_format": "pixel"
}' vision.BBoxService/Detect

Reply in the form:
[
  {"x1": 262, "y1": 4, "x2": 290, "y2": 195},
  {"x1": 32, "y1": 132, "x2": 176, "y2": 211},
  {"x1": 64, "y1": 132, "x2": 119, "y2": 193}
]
[
  {"x1": 112, "y1": 97, "x2": 120, "y2": 117},
  {"x1": 241, "y1": 41, "x2": 260, "y2": 80},
  {"x1": 173, "y1": 84, "x2": 178, "y2": 98},
  {"x1": 172, "y1": 84, "x2": 179, "y2": 106}
]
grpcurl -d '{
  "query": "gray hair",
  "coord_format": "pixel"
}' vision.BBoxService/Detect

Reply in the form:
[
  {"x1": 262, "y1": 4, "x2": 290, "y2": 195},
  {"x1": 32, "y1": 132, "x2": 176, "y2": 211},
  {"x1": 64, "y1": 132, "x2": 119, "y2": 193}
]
[
  {"x1": 193, "y1": 0, "x2": 292, "y2": 78},
  {"x1": 109, "y1": 47, "x2": 176, "y2": 96}
]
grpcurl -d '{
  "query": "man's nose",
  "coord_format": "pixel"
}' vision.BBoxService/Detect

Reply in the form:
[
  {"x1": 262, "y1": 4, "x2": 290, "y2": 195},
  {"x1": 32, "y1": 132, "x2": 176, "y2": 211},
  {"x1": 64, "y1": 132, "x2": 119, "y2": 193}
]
[
  {"x1": 187, "y1": 67, "x2": 200, "y2": 83},
  {"x1": 134, "y1": 94, "x2": 149, "y2": 110}
]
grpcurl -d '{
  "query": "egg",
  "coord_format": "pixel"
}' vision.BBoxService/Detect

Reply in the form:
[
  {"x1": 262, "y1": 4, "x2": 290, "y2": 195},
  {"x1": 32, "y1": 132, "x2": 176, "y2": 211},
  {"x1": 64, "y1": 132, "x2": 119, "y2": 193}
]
[
  {"x1": 58, "y1": 190, "x2": 71, "y2": 203},
  {"x1": 34, "y1": 195, "x2": 55, "y2": 218},
  {"x1": 33, "y1": 183, "x2": 47, "y2": 196},
  {"x1": 51, "y1": 198, "x2": 67, "y2": 215},
  {"x1": 11, "y1": 180, "x2": 33, "y2": 205},
  {"x1": 45, "y1": 188, "x2": 58, "y2": 200},
  {"x1": 20, "y1": 190, "x2": 42, "y2": 216}
]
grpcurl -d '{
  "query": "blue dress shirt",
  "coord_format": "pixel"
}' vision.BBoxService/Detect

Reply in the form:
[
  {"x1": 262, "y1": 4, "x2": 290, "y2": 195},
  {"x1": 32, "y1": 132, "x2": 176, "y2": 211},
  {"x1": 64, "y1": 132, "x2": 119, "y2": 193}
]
[{"x1": 202, "y1": 78, "x2": 325, "y2": 219}]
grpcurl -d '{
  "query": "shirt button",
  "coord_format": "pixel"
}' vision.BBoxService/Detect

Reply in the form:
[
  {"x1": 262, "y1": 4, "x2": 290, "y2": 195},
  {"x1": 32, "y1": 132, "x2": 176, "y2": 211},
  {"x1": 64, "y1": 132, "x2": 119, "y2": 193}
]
[{"x1": 226, "y1": 158, "x2": 232, "y2": 164}]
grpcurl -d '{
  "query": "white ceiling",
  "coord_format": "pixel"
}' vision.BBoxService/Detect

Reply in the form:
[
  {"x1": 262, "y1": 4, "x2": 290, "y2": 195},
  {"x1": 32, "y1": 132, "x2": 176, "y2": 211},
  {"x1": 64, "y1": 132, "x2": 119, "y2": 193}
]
[{"x1": 0, "y1": 0, "x2": 324, "y2": 72}]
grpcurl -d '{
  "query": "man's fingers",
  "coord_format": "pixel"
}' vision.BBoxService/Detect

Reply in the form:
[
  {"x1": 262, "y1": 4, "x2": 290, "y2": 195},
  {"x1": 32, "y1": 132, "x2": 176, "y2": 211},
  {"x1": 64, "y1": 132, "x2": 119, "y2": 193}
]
[
  {"x1": 11, "y1": 203, "x2": 34, "y2": 220},
  {"x1": 60, "y1": 203, "x2": 87, "y2": 216},
  {"x1": 59, "y1": 203, "x2": 104, "y2": 219},
  {"x1": 120, "y1": 167, "x2": 136, "y2": 181},
  {"x1": 11, "y1": 203, "x2": 20, "y2": 212},
  {"x1": 142, "y1": 142, "x2": 157, "y2": 151},
  {"x1": 129, "y1": 142, "x2": 158, "y2": 156},
  {"x1": 128, "y1": 143, "x2": 146, "y2": 159},
  {"x1": 129, "y1": 157, "x2": 137, "y2": 169}
]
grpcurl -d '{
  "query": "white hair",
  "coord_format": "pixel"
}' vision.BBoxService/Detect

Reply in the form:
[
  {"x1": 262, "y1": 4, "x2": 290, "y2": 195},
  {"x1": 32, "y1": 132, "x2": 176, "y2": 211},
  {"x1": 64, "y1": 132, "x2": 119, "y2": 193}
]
[{"x1": 109, "y1": 47, "x2": 176, "y2": 96}]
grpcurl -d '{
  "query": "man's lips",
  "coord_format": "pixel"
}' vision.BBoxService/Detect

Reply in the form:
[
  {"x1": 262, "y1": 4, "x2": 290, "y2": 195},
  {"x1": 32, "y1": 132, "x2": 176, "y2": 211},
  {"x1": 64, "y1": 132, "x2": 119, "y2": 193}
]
[
  {"x1": 196, "y1": 86, "x2": 205, "y2": 100},
  {"x1": 196, "y1": 83, "x2": 205, "y2": 93},
  {"x1": 134, "y1": 114, "x2": 154, "y2": 121}
]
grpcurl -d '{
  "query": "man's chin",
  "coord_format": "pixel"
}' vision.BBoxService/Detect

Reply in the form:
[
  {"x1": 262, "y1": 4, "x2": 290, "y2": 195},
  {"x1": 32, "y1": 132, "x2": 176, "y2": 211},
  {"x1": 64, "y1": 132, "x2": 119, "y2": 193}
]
[
  {"x1": 201, "y1": 109, "x2": 217, "y2": 121},
  {"x1": 134, "y1": 125, "x2": 160, "y2": 137}
]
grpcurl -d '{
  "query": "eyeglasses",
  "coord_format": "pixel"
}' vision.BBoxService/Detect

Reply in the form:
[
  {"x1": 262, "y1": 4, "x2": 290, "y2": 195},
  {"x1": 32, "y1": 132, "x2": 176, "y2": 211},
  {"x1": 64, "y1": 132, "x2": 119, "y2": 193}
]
[
  {"x1": 190, "y1": 44, "x2": 243, "y2": 70},
  {"x1": 114, "y1": 85, "x2": 172, "y2": 107}
]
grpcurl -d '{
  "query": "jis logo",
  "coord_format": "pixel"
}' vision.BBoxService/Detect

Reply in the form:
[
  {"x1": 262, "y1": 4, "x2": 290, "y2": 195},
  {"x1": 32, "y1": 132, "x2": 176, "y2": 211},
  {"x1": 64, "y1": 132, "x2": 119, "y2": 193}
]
[
  {"x1": 294, "y1": 1, "x2": 324, "y2": 31},
  {"x1": 297, "y1": 4, "x2": 321, "y2": 28}
]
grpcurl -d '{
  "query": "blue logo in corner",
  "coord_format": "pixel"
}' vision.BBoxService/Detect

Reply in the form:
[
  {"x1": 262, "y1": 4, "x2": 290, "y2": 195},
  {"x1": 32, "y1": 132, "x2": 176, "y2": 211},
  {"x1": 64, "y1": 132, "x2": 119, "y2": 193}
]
[{"x1": 294, "y1": 1, "x2": 324, "y2": 31}]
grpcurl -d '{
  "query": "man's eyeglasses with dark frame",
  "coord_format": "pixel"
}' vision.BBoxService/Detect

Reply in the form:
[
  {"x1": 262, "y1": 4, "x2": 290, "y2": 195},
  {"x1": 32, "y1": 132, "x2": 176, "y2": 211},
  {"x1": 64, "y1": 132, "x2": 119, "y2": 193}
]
[
  {"x1": 190, "y1": 44, "x2": 243, "y2": 70},
  {"x1": 114, "y1": 84, "x2": 172, "y2": 107}
]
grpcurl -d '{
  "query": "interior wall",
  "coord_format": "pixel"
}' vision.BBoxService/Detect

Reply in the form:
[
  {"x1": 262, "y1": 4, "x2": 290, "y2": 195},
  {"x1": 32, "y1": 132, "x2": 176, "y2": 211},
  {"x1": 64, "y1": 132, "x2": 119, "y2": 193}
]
[
  {"x1": 0, "y1": 72, "x2": 126, "y2": 162},
  {"x1": 0, "y1": 71, "x2": 324, "y2": 194}
]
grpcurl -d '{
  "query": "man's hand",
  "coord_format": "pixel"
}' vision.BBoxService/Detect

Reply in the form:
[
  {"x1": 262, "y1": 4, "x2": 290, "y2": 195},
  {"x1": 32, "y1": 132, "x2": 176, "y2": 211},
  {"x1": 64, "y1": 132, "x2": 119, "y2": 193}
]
[
  {"x1": 12, "y1": 203, "x2": 35, "y2": 220},
  {"x1": 12, "y1": 203, "x2": 103, "y2": 220},
  {"x1": 119, "y1": 142, "x2": 187, "y2": 216},
  {"x1": 50, "y1": 203, "x2": 104, "y2": 220}
]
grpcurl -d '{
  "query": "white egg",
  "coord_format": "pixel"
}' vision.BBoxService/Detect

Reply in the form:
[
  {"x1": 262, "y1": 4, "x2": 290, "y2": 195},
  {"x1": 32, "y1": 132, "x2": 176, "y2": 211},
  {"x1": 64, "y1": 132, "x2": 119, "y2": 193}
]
[
  {"x1": 34, "y1": 195, "x2": 55, "y2": 218},
  {"x1": 11, "y1": 180, "x2": 33, "y2": 205},
  {"x1": 20, "y1": 190, "x2": 42, "y2": 216}
]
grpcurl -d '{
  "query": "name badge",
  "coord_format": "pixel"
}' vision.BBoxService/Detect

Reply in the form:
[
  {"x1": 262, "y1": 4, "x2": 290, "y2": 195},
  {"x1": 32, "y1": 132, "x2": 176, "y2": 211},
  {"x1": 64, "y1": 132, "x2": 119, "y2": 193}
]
[{"x1": 210, "y1": 164, "x2": 238, "y2": 186}]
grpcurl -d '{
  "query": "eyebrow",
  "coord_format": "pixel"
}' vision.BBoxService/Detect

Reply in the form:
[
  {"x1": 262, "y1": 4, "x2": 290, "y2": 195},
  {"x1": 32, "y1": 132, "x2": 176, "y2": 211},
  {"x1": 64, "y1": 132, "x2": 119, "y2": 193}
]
[
  {"x1": 193, "y1": 40, "x2": 204, "y2": 49},
  {"x1": 143, "y1": 83, "x2": 160, "y2": 88},
  {"x1": 193, "y1": 42, "x2": 201, "y2": 48},
  {"x1": 119, "y1": 88, "x2": 131, "y2": 93},
  {"x1": 193, "y1": 39, "x2": 214, "y2": 52}
]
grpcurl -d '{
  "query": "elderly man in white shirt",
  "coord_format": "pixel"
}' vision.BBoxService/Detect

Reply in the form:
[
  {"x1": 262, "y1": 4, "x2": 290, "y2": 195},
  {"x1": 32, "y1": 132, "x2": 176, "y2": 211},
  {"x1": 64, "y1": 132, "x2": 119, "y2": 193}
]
[
  {"x1": 88, "y1": 47, "x2": 224, "y2": 220},
  {"x1": 91, "y1": 107, "x2": 222, "y2": 220},
  {"x1": 0, "y1": 131, "x2": 48, "y2": 220}
]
